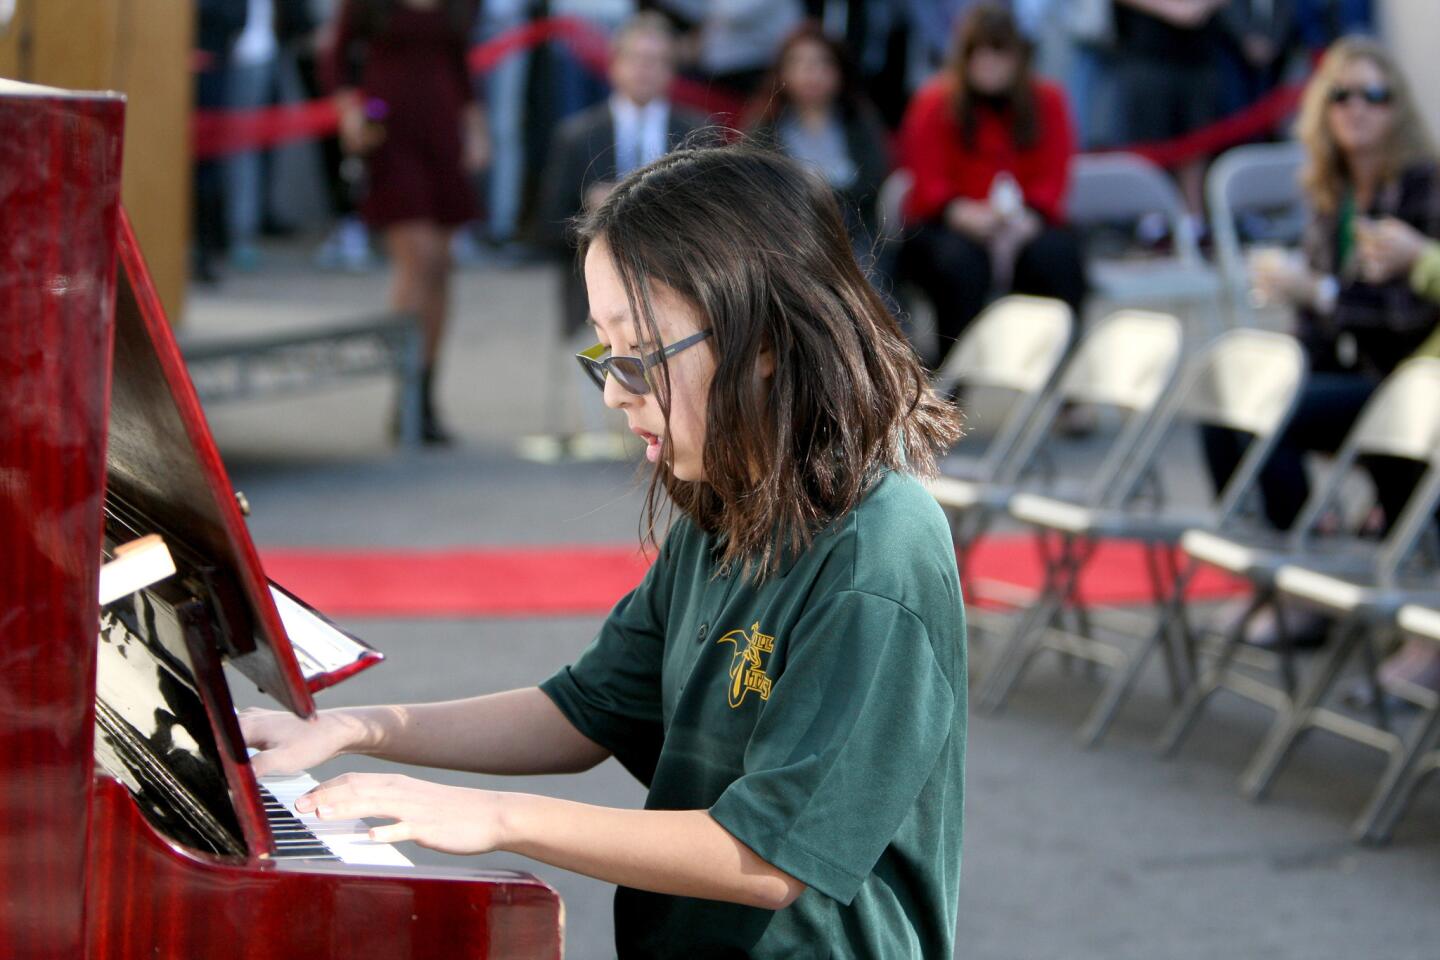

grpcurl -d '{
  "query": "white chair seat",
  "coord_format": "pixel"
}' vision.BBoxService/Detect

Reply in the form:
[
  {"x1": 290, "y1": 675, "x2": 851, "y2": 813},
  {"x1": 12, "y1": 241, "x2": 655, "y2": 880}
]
[
  {"x1": 1008, "y1": 492, "x2": 1093, "y2": 533},
  {"x1": 1398, "y1": 603, "x2": 1440, "y2": 642},
  {"x1": 1275, "y1": 566, "x2": 1369, "y2": 612},
  {"x1": 1274, "y1": 565, "x2": 1433, "y2": 617},
  {"x1": 1181, "y1": 528, "x2": 1384, "y2": 581},
  {"x1": 1180, "y1": 529, "x2": 1269, "y2": 573},
  {"x1": 1010, "y1": 493, "x2": 1210, "y2": 541},
  {"x1": 925, "y1": 476, "x2": 983, "y2": 510}
]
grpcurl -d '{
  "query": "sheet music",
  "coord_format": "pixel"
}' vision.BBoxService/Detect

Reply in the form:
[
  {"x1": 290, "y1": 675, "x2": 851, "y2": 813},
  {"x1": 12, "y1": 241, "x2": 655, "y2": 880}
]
[
  {"x1": 268, "y1": 584, "x2": 378, "y2": 682},
  {"x1": 98, "y1": 535, "x2": 176, "y2": 606}
]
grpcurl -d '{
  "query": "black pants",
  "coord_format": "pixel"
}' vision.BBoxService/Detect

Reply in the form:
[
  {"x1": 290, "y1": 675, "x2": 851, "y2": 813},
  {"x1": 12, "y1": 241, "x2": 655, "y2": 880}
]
[
  {"x1": 1202, "y1": 372, "x2": 1427, "y2": 532},
  {"x1": 900, "y1": 223, "x2": 1087, "y2": 368}
]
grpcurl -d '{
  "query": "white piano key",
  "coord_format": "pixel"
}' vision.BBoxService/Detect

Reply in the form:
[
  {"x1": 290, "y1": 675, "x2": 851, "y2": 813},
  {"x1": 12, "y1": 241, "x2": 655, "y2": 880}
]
[{"x1": 258, "y1": 772, "x2": 412, "y2": 867}]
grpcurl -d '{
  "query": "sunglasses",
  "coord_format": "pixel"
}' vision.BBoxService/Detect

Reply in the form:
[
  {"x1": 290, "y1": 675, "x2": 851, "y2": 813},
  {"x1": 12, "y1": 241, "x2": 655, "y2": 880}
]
[
  {"x1": 576, "y1": 330, "x2": 713, "y2": 395},
  {"x1": 1327, "y1": 84, "x2": 1393, "y2": 107}
]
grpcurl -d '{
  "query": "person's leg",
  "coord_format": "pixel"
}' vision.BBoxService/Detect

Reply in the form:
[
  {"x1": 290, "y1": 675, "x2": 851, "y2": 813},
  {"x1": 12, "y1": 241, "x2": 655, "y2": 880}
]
[
  {"x1": 384, "y1": 221, "x2": 426, "y2": 319},
  {"x1": 482, "y1": 12, "x2": 529, "y2": 243},
  {"x1": 224, "y1": 57, "x2": 277, "y2": 268},
  {"x1": 899, "y1": 224, "x2": 991, "y2": 368},
  {"x1": 403, "y1": 220, "x2": 457, "y2": 443},
  {"x1": 386, "y1": 219, "x2": 454, "y2": 443},
  {"x1": 1011, "y1": 225, "x2": 1087, "y2": 317},
  {"x1": 1200, "y1": 425, "x2": 1250, "y2": 500},
  {"x1": 413, "y1": 222, "x2": 454, "y2": 371},
  {"x1": 1361, "y1": 455, "x2": 1430, "y2": 537},
  {"x1": 1255, "y1": 373, "x2": 1379, "y2": 530}
]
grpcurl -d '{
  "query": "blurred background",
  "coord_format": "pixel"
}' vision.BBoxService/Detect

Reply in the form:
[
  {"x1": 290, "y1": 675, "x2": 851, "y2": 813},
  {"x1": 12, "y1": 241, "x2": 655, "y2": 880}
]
[{"x1": 5, "y1": 0, "x2": 1440, "y2": 956}]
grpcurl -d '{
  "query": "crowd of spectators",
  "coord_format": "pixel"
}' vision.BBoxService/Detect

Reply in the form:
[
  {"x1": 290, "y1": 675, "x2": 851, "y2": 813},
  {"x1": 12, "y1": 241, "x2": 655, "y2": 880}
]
[
  {"x1": 194, "y1": 1, "x2": 1378, "y2": 275},
  {"x1": 195, "y1": 0, "x2": 1440, "y2": 701}
]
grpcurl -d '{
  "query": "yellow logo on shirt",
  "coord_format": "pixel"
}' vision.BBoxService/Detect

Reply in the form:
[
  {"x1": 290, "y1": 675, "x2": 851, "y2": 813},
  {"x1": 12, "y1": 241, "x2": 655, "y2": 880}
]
[{"x1": 716, "y1": 621, "x2": 774, "y2": 708}]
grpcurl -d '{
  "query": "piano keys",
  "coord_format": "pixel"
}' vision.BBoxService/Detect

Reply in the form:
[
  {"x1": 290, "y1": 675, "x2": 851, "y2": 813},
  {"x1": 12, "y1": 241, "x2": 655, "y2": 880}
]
[
  {"x1": 0, "y1": 78, "x2": 562, "y2": 958},
  {"x1": 258, "y1": 772, "x2": 412, "y2": 867}
]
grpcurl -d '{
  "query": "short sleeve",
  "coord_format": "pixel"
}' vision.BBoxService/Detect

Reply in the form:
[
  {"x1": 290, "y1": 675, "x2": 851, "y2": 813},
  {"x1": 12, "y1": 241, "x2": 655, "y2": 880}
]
[
  {"x1": 708, "y1": 590, "x2": 957, "y2": 905},
  {"x1": 539, "y1": 552, "x2": 671, "y2": 786}
]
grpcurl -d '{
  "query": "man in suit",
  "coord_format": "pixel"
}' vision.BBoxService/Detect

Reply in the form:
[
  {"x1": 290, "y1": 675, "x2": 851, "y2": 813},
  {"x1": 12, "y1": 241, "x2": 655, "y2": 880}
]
[{"x1": 539, "y1": 12, "x2": 707, "y2": 338}]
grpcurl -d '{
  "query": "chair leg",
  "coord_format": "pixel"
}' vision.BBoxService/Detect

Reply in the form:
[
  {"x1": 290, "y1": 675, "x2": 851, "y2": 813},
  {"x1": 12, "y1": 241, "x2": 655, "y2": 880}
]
[
  {"x1": 977, "y1": 588, "x2": 1067, "y2": 714},
  {"x1": 1155, "y1": 592, "x2": 1268, "y2": 759},
  {"x1": 1077, "y1": 618, "x2": 1165, "y2": 748},
  {"x1": 1078, "y1": 553, "x2": 1194, "y2": 749},
  {"x1": 1240, "y1": 616, "x2": 1363, "y2": 801},
  {"x1": 1354, "y1": 705, "x2": 1440, "y2": 845},
  {"x1": 1149, "y1": 545, "x2": 1191, "y2": 703},
  {"x1": 952, "y1": 507, "x2": 994, "y2": 590}
]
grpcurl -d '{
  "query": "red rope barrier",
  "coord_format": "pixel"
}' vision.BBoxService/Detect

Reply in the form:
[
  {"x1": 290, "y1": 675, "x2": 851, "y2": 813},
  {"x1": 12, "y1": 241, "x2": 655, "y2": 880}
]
[
  {"x1": 1099, "y1": 80, "x2": 1304, "y2": 168},
  {"x1": 194, "y1": 98, "x2": 339, "y2": 161},
  {"x1": 193, "y1": 15, "x2": 744, "y2": 158},
  {"x1": 192, "y1": 16, "x2": 1302, "y2": 171}
]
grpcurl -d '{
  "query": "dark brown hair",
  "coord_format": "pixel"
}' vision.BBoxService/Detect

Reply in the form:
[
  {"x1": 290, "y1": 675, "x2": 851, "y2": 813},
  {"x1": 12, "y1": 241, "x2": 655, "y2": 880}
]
[
  {"x1": 745, "y1": 21, "x2": 869, "y2": 129},
  {"x1": 577, "y1": 144, "x2": 962, "y2": 580},
  {"x1": 950, "y1": 2, "x2": 1038, "y2": 150}
]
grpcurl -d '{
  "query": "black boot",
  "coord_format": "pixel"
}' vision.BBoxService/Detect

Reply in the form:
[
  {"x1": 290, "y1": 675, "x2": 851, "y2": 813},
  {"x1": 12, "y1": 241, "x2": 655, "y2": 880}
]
[{"x1": 420, "y1": 367, "x2": 454, "y2": 446}]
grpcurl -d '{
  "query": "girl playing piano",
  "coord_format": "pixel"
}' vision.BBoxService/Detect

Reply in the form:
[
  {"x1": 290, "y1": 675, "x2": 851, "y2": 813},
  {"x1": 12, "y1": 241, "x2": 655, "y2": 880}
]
[{"x1": 242, "y1": 144, "x2": 967, "y2": 957}]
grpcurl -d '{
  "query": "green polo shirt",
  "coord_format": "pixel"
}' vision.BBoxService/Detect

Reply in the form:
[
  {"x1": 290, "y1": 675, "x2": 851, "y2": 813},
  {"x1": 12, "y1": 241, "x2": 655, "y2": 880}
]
[{"x1": 540, "y1": 470, "x2": 966, "y2": 958}]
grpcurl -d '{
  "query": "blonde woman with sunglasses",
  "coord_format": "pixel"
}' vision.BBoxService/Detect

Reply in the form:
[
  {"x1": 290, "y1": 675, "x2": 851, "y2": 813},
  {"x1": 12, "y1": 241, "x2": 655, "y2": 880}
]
[{"x1": 1209, "y1": 37, "x2": 1440, "y2": 539}]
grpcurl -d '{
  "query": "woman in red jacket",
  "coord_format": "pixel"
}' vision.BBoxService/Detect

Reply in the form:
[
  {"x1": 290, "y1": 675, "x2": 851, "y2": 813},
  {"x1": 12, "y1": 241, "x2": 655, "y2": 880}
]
[{"x1": 898, "y1": 3, "x2": 1085, "y2": 368}]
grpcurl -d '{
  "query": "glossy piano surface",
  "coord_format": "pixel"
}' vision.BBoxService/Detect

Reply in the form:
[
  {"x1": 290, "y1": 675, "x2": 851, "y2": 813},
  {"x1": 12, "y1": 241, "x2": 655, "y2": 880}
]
[
  {"x1": 1, "y1": 79, "x2": 562, "y2": 959},
  {"x1": 0, "y1": 79, "x2": 126, "y2": 960},
  {"x1": 88, "y1": 778, "x2": 563, "y2": 960}
]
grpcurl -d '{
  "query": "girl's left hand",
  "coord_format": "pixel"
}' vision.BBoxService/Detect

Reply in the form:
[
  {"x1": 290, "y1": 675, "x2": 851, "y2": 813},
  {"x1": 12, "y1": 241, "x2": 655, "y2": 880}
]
[{"x1": 296, "y1": 772, "x2": 508, "y2": 855}]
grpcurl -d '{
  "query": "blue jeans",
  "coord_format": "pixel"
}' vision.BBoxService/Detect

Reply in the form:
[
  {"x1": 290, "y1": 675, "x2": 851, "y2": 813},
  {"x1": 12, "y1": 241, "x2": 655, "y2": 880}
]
[
  {"x1": 1202, "y1": 372, "x2": 1425, "y2": 532},
  {"x1": 224, "y1": 57, "x2": 278, "y2": 248}
]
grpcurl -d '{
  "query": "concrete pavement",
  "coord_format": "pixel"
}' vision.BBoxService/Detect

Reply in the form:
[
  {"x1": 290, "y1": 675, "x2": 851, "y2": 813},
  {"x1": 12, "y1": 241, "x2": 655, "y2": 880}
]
[{"x1": 200, "y1": 243, "x2": 1440, "y2": 960}]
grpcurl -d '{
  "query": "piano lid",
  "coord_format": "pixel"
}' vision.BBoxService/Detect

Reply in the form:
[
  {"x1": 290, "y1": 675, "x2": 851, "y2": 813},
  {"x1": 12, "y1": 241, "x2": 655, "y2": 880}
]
[{"x1": 106, "y1": 209, "x2": 315, "y2": 717}]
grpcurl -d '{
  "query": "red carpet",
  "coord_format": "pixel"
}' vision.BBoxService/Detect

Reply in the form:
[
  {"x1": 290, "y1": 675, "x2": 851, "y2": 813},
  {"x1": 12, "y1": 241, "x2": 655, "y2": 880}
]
[{"x1": 260, "y1": 536, "x2": 1246, "y2": 619}]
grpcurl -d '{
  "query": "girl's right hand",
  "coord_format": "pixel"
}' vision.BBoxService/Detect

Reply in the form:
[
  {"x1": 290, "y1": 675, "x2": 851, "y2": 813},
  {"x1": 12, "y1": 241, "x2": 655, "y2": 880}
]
[{"x1": 239, "y1": 707, "x2": 368, "y2": 778}]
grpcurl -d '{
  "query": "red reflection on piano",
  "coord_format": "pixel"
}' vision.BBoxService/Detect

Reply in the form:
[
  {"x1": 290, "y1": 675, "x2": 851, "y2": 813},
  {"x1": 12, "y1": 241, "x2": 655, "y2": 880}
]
[{"x1": 0, "y1": 79, "x2": 561, "y2": 960}]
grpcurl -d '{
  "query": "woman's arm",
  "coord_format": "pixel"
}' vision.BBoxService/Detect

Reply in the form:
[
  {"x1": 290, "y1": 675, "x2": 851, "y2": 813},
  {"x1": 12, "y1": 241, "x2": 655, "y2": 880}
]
[
  {"x1": 240, "y1": 686, "x2": 610, "y2": 778},
  {"x1": 897, "y1": 81, "x2": 961, "y2": 225},
  {"x1": 1019, "y1": 84, "x2": 1077, "y2": 225},
  {"x1": 294, "y1": 775, "x2": 806, "y2": 910}
]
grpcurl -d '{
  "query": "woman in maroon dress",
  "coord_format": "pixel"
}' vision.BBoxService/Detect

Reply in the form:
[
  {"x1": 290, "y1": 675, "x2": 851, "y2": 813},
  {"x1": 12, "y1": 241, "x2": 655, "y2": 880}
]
[{"x1": 329, "y1": 0, "x2": 488, "y2": 443}]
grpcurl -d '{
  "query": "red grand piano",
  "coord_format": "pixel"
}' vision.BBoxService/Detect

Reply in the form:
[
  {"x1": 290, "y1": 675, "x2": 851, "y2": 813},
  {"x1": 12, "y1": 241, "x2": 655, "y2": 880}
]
[{"x1": 0, "y1": 80, "x2": 562, "y2": 959}]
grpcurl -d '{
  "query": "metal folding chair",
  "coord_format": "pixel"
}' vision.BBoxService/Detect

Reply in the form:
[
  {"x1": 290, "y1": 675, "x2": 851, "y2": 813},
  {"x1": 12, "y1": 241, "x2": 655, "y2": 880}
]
[
  {"x1": 977, "y1": 330, "x2": 1308, "y2": 733},
  {"x1": 1066, "y1": 153, "x2": 1225, "y2": 335},
  {"x1": 946, "y1": 309, "x2": 1184, "y2": 666},
  {"x1": 1356, "y1": 599, "x2": 1440, "y2": 843},
  {"x1": 1159, "y1": 359, "x2": 1440, "y2": 762},
  {"x1": 925, "y1": 295, "x2": 1073, "y2": 584},
  {"x1": 1204, "y1": 141, "x2": 1306, "y2": 325},
  {"x1": 1238, "y1": 454, "x2": 1440, "y2": 808}
]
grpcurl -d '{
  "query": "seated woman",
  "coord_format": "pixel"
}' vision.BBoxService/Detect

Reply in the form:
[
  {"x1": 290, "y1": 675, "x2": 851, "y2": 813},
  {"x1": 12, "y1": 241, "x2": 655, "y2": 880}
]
[
  {"x1": 744, "y1": 22, "x2": 891, "y2": 260},
  {"x1": 1208, "y1": 36, "x2": 1440, "y2": 652},
  {"x1": 1211, "y1": 36, "x2": 1440, "y2": 533},
  {"x1": 896, "y1": 2, "x2": 1085, "y2": 368}
]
